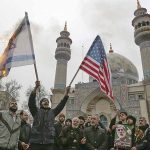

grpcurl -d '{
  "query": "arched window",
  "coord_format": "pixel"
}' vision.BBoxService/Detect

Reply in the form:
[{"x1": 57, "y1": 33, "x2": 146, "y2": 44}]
[
  {"x1": 138, "y1": 23, "x2": 141, "y2": 28},
  {"x1": 100, "y1": 115, "x2": 108, "y2": 127},
  {"x1": 146, "y1": 21, "x2": 149, "y2": 26},
  {"x1": 64, "y1": 43, "x2": 66, "y2": 47},
  {"x1": 142, "y1": 21, "x2": 146, "y2": 26}
]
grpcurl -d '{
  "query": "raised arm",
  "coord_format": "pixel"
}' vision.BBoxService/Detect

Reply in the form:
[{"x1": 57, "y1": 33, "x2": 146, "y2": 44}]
[
  {"x1": 53, "y1": 86, "x2": 70, "y2": 116},
  {"x1": 28, "y1": 81, "x2": 40, "y2": 117}
]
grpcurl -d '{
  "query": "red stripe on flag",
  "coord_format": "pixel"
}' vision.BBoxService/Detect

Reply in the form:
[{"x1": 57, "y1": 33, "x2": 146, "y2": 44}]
[
  {"x1": 81, "y1": 60, "x2": 99, "y2": 74},
  {"x1": 80, "y1": 66, "x2": 99, "y2": 81},
  {"x1": 84, "y1": 57, "x2": 100, "y2": 68}
]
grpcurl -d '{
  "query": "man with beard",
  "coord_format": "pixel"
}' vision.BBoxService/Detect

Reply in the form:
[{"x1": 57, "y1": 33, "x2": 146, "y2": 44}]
[
  {"x1": 0, "y1": 99, "x2": 21, "y2": 150},
  {"x1": 28, "y1": 81, "x2": 70, "y2": 150},
  {"x1": 60, "y1": 117, "x2": 84, "y2": 150},
  {"x1": 54, "y1": 113, "x2": 65, "y2": 150},
  {"x1": 138, "y1": 117, "x2": 149, "y2": 133},
  {"x1": 83, "y1": 115, "x2": 108, "y2": 150}
]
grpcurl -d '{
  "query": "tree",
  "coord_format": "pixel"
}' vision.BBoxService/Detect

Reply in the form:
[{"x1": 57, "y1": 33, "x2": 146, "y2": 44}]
[
  {"x1": 0, "y1": 79, "x2": 22, "y2": 101},
  {"x1": 26, "y1": 85, "x2": 51, "y2": 107}
]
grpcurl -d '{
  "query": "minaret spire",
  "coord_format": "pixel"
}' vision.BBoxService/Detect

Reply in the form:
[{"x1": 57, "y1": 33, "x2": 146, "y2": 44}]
[
  {"x1": 137, "y1": 0, "x2": 141, "y2": 9},
  {"x1": 64, "y1": 21, "x2": 67, "y2": 31},
  {"x1": 109, "y1": 43, "x2": 113, "y2": 53},
  {"x1": 54, "y1": 23, "x2": 72, "y2": 89}
]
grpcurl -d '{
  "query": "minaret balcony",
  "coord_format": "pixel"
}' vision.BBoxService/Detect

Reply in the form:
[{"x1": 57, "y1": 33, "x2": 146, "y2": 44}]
[
  {"x1": 134, "y1": 26, "x2": 150, "y2": 45},
  {"x1": 134, "y1": 26, "x2": 150, "y2": 37},
  {"x1": 55, "y1": 49, "x2": 71, "y2": 60}
]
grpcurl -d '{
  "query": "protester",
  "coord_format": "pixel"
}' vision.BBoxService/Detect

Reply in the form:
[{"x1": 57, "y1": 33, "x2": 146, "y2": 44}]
[
  {"x1": 0, "y1": 99, "x2": 21, "y2": 150},
  {"x1": 95, "y1": 114, "x2": 107, "y2": 132},
  {"x1": 65, "y1": 118, "x2": 72, "y2": 127},
  {"x1": 60, "y1": 117, "x2": 84, "y2": 150},
  {"x1": 83, "y1": 115, "x2": 108, "y2": 150},
  {"x1": 28, "y1": 81, "x2": 70, "y2": 150},
  {"x1": 54, "y1": 113, "x2": 65, "y2": 150},
  {"x1": 78, "y1": 116, "x2": 85, "y2": 131},
  {"x1": 18, "y1": 110, "x2": 31, "y2": 150},
  {"x1": 108, "y1": 109, "x2": 128, "y2": 150},
  {"x1": 138, "y1": 117, "x2": 149, "y2": 133},
  {"x1": 126, "y1": 115, "x2": 136, "y2": 148},
  {"x1": 131, "y1": 127, "x2": 150, "y2": 150},
  {"x1": 85, "y1": 115, "x2": 92, "y2": 127}
]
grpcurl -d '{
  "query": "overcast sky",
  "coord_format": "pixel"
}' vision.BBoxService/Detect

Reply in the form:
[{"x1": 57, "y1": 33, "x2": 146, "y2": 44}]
[{"x1": 0, "y1": 0, "x2": 150, "y2": 106}]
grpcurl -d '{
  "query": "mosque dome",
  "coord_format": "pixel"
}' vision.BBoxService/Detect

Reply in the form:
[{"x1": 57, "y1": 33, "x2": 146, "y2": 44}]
[
  {"x1": 89, "y1": 44, "x2": 139, "y2": 83},
  {"x1": 107, "y1": 44, "x2": 139, "y2": 83}
]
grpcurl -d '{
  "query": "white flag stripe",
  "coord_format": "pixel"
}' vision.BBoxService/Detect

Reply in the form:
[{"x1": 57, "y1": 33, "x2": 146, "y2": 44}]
[
  {"x1": 81, "y1": 64, "x2": 99, "y2": 77},
  {"x1": 87, "y1": 56, "x2": 100, "y2": 66},
  {"x1": 82, "y1": 59, "x2": 99, "y2": 72},
  {"x1": 0, "y1": 13, "x2": 35, "y2": 77},
  {"x1": 6, "y1": 18, "x2": 35, "y2": 67},
  {"x1": 6, "y1": 56, "x2": 35, "y2": 68}
]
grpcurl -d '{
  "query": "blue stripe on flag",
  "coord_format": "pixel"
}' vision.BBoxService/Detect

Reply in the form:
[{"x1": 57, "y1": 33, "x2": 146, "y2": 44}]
[{"x1": 6, "y1": 54, "x2": 35, "y2": 64}]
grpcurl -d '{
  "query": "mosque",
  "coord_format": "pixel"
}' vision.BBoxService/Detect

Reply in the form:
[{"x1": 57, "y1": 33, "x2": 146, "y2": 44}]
[{"x1": 51, "y1": 1, "x2": 150, "y2": 125}]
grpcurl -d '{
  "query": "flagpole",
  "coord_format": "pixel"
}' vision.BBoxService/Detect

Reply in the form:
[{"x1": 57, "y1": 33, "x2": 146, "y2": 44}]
[
  {"x1": 69, "y1": 43, "x2": 89, "y2": 86},
  {"x1": 25, "y1": 12, "x2": 39, "y2": 81},
  {"x1": 69, "y1": 67, "x2": 80, "y2": 86}
]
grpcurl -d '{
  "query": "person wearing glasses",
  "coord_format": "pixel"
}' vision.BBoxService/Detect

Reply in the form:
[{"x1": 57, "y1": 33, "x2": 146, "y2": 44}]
[{"x1": 0, "y1": 99, "x2": 21, "y2": 150}]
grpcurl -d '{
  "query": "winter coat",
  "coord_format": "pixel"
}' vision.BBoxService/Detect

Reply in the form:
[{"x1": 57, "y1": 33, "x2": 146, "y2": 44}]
[
  {"x1": 60, "y1": 126, "x2": 84, "y2": 150},
  {"x1": 0, "y1": 111, "x2": 21, "y2": 150},
  {"x1": 28, "y1": 91, "x2": 69, "y2": 144},
  {"x1": 54, "y1": 121, "x2": 64, "y2": 150},
  {"x1": 83, "y1": 126, "x2": 108, "y2": 150},
  {"x1": 18, "y1": 120, "x2": 31, "y2": 150},
  {"x1": 136, "y1": 127, "x2": 150, "y2": 150}
]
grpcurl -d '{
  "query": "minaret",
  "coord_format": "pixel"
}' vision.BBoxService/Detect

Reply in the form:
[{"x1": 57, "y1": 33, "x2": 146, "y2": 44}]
[
  {"x1": 132, "y1": 0, "x2": 150, "y2": 80},
  {"x1": 109, "y1": 43, "x2": 114, "y2": 53},
  {"x1": 54, "y1": 22, "x2": 72, "y2": 89}
]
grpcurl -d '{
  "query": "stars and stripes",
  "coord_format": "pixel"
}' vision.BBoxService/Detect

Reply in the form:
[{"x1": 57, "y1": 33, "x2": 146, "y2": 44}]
[{"x1": 80, "y1": 35, "x2": 114, "y2": 101}]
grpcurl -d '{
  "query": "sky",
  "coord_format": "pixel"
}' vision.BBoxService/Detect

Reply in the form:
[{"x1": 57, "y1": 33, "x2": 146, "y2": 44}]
[{"x1": 0, "y1": 0, "x2": 150, "y2": 107}]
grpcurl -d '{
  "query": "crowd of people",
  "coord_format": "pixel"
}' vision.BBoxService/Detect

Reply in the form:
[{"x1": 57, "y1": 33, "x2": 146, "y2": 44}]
[{"x1": 0, "y1": 81, "x2": 150, "y2": 150}]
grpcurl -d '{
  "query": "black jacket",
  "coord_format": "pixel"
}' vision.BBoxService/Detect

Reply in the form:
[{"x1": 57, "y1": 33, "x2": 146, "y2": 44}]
[
  {"x1": 28, "y1": 91, "x2": 69, "y2": 144},
  {"x1": 60, "y1": 126, "x2": 83, "y2": 150},
  {"x1": 136, "y1": 128, "x2": 150, "y2": 150},
  {"x1": 84, "y1": 126, "x2": 108, "y2": 150},
  {"x1": 54, "y1": 121, "x2": 64, "y2": 150},
  {"x1": 18, "y1": 120, "x2": 31, "y2": 150}
]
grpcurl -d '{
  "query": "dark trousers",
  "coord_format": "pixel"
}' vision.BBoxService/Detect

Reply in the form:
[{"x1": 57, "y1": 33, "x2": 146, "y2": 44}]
[{"x1": 30, "y1": 144, "x2": 54, "y2": 150}]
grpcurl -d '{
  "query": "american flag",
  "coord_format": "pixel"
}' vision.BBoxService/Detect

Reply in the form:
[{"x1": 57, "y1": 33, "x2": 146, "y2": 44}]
[{"x1": 80, "y1": 35, "x2": 114, "y2": 101}]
